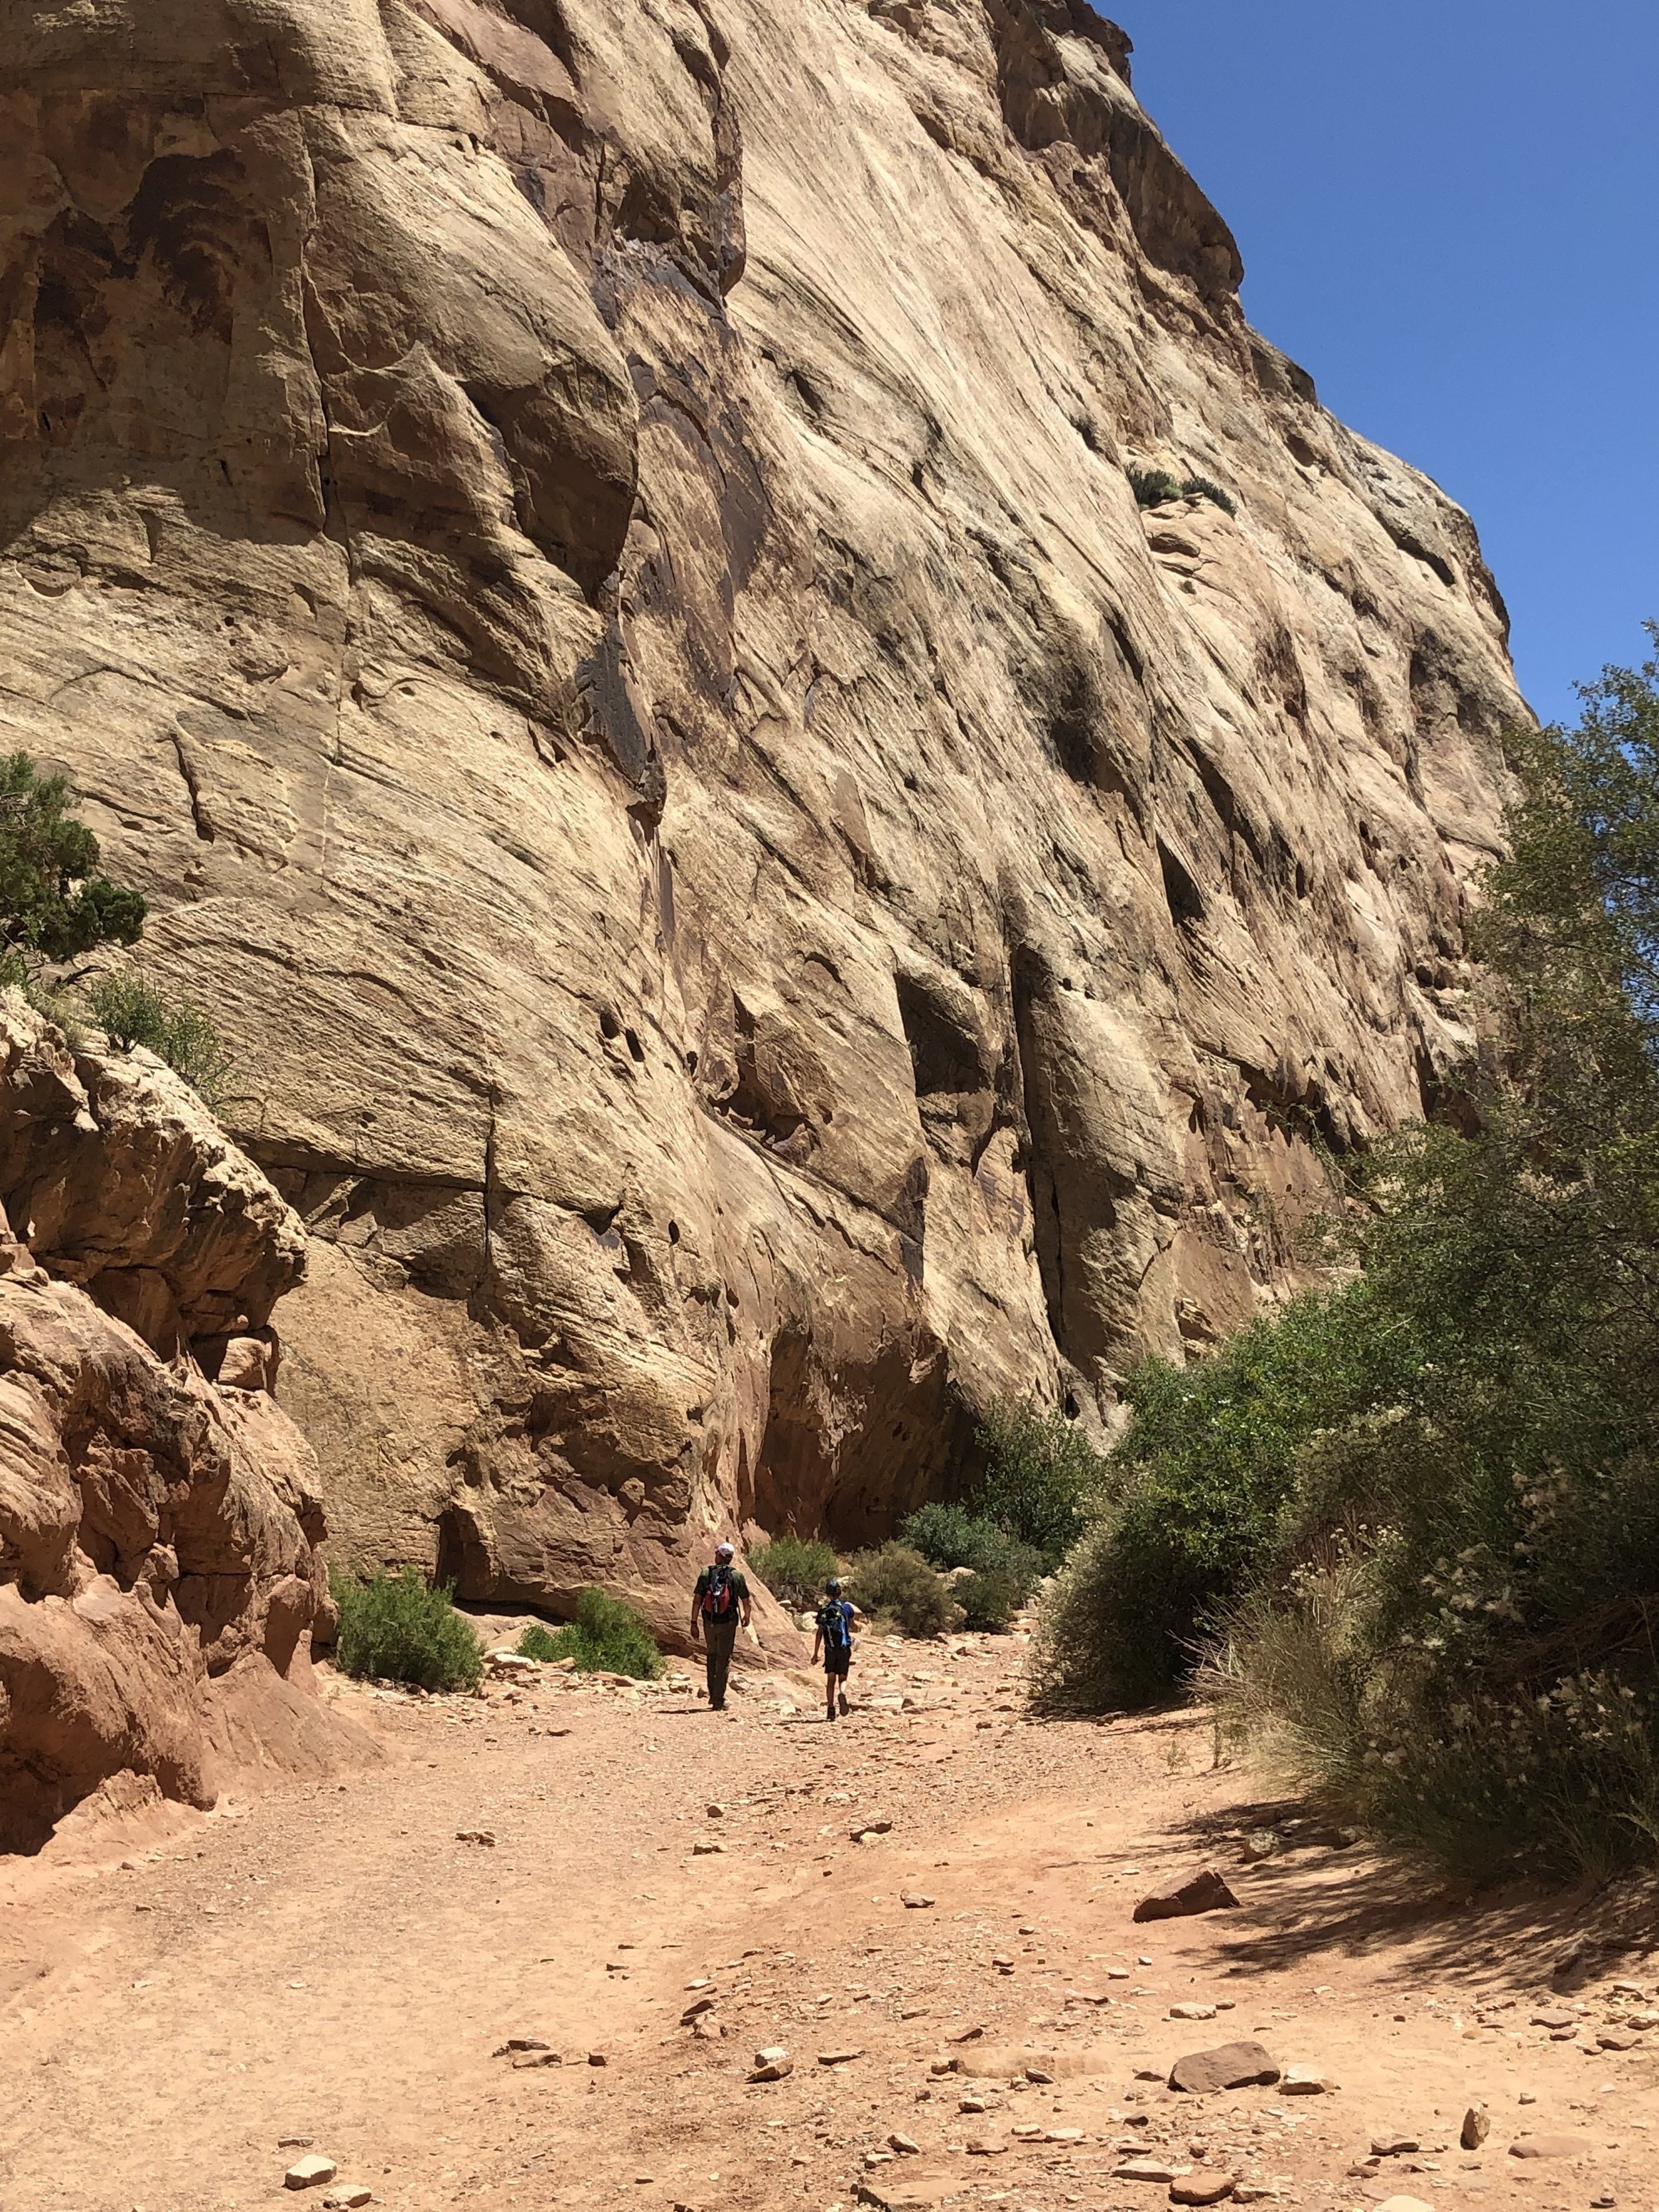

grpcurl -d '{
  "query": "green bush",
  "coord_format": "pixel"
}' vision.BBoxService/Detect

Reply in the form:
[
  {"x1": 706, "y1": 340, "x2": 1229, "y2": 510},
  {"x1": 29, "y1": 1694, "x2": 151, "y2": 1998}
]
[
  {"x1": 518, "y1": 1586, "x2": 664, "y2": 1678},
  {"x1": 1127, "y1": 467, "x2": 1183, "y2": 509},
  {"x1": 84, "y1": 972, "x2": 233, "y2": 1105},
  {"x1": 954, "y1": 1567, "x2": 1027, "y2": 1632},
  {"x1": 1031, "y1": 1288, "x2": 1413, "y2": 1712},
  {"x1": 901, "y1": 1501, "x2": 1044, "y2": 1606},
  {"x1": 847, "y1": 1543, "x2": 955, "y2": 1639},
  {"x1": 1182, "y1": 474, "x2": 1237, "y2": 516},
  {"x1": 0, "y1": 751, "x2": 146, "y2": 966},
  {"x1": 974, "y1": 1401, "x2": 1103, "y2": 1566},
  {"x1": 749, "y1": 1534, "x2": 839, "y2": 1611},
  {"x1": 331, "y1": 1567, "x2": 484, "y2": 1691}
]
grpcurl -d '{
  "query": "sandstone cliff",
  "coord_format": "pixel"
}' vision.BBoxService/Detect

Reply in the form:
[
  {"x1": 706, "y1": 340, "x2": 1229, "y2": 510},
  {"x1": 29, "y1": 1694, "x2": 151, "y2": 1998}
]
[
  {"x1": 0, "y1": 0, "x2": 1523, "y2": 1635},
  {"x1": 0, "y1": 1001, "x2": 345, "y2": 1848}
]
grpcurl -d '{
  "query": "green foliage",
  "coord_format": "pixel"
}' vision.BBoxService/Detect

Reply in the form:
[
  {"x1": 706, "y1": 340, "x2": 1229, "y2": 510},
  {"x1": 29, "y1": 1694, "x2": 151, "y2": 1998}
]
[
  {"x1": 1031, "y1": 1288, "x2": 1411, "y2": 1710},
  {"x1": 749, "y1": 1534, "x2": 839, "y2": 1611},
  {"x1": 954, "y1": 1567, "x2": 1026, "y2": 1632},
  {"x1": 1038, "y1": 631, "x2": 1659, "y2": 1880},
  {"x1": 83, "y1": 972, "x2": 233, "y2": 1104},
  {"x1": 518, "y1": 1586, "x2": 664, "y2": 1678},
  {"x1": 847, "y1": 1543, "x2": 955, "y2": 1639},
  {"x1": 1182, "y1": 475, "x2": 1237, "y2": 516},
  {"x1": 1127, "y1": 467, "x2": 1183, "y2": 509},
  {"x1": 900, "y1": 1500, "x2": 1045, "y2": 1614},
  {"x1": 973, "y1": 1401, "x2": 1103, "y2": 1566},
  {"x1": 0, "y1": 753, "x2": 145, "y2": 963},
  {"x1": 331, "y1": 1567, "x2": 484, "y2": 1691}
]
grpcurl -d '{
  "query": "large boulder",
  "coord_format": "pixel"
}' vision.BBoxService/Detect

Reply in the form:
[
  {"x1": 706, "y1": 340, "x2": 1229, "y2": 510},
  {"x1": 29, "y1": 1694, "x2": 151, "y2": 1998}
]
[{"x1": 0, "y1": 1001, "x2": 345, "y2": 1850}]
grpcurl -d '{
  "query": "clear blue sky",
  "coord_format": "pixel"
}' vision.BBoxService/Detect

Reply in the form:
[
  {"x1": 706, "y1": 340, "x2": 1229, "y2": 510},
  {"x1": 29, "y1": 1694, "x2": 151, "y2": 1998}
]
[{"x1": 1125, "y1": 2, "x2": 1659, "y2": 728}]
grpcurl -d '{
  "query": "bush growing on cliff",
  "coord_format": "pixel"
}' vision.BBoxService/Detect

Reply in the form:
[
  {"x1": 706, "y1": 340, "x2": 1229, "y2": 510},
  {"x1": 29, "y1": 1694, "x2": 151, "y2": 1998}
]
[
  {"x1": 1035, "y1": 634, "x2": 1659, "y2": 1881},
  {"x1": 1182, "y1": 474, "x2": 1237, "y2": 516},
  {"x1": 749, "y1": 1535, "x2": 839, "y2": 1611},
  {"x1": 0, "y1": 751, "x2": 147, "y2": 966},
  {"x1": 84, "y1": 971, "x2": 234, "y2": 1105},
  {"x1": 518, "y1": 1587, "x2": 664, "y2": 1678},
  {"x1": 847, "y1": 1544, "x2": 955, "y2": 1638},
  {"x1": 331, "y1": 1567, "x2": 484, "y2": 1691},
  {"x1": 1127, "y1": 467, "x2": 1183, "y2": 509}
]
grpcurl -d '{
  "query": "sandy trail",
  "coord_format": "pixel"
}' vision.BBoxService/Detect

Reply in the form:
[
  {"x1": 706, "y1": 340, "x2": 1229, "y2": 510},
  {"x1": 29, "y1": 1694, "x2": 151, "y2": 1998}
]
[{"x1": 3, "y1": 1635, "x2": 1656, "y2": 2212}]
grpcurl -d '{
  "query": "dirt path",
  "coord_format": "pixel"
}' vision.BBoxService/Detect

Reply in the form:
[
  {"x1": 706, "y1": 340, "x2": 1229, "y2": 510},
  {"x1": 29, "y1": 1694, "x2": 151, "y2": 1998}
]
[{"x1": 3, "y1": 1635, "x2": 1656, "y2": 2212}]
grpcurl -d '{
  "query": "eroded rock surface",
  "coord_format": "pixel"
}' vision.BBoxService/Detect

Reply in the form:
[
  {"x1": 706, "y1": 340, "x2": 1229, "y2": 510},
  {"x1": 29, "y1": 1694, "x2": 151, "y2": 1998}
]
[
  {"x1": 0, "y1": 1002, "x2": 338, "y2": 1848},
  {"x1": 0, "y1": 1, "x2": 1524, "y2": 1621}
]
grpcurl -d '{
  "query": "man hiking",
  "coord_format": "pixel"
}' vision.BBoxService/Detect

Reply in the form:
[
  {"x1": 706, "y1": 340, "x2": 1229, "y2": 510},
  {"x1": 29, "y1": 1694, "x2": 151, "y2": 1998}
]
[
  {"x1": 689, "y1": 1539, "x2": 752, "y2": 1712},
  {"x1": 812, "y1": 1576, "x2": 857, "y2": 1721}
]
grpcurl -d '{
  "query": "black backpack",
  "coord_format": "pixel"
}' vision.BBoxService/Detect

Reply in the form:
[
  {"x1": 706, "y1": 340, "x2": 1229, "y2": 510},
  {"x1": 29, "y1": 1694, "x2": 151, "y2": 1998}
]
[{"x1": 701, "y1": 1565, "x2": 737, "y2": 1619}]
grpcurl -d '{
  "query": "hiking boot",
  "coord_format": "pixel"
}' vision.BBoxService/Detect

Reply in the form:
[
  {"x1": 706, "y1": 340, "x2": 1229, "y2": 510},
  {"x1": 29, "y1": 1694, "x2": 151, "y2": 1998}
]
[{"x1": 837, "y1": 1690, "x2": 849, "y2": 1716}]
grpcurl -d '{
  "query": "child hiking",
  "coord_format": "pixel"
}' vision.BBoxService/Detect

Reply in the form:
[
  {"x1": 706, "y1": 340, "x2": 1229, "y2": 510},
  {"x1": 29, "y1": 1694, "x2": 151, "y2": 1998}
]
[
  {"x1": 689, "y1": 1539, "x2": 752, "y2": 1712},
  {"x1": 811, "y1": 1577, "x2": 857, "y2": 1721}
]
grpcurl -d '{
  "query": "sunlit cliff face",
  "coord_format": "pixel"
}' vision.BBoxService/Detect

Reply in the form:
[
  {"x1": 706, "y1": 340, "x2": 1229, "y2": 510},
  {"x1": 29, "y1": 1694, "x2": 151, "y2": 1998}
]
[{"x1": 0, "y1": 0, "x2": 1522, "y2": 1639}]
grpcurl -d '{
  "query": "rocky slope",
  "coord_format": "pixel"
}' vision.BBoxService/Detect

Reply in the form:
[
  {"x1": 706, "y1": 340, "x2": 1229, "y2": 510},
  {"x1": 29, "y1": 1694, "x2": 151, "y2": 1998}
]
[
  {"x1": 0, "y1": 1001, "x2": 345, "y2": 1848},
  {"x1": 0, "y1": 0, "x2": 1523, "y2": 1626}
]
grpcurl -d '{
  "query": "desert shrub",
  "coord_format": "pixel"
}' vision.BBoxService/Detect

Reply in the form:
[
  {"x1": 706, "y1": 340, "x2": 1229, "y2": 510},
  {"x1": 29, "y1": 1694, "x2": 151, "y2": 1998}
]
[
  {"x1": 331, "y1": 1567, "x2": 483, "y2": 1691},
  {"x1": 847, "y1": 1543, "x2": 955, "y2": 1639},
  {"x1": 84, "y1": 972, "x2": 233, "y2": 1104},
  {"x1": 1182, "y1": 474, "x2": 1237, "y2": 516},
  {"x1": 901, "y1": 1501, "x2": 1044, "y2": 1611},
  {"x1": 974, "y1": 1400, "x2": 1104, "y2": 1566},
  {"x1": 1127, "y1": 467, "x2": 1183, "y2": 509},
  {"x1": 1031, "y1": 1288, "x2": 1415, "y2": 1712},
  {"x1": 0, "y1": 752, "x2": 146, "y2": 966},
  {"x1": 518, "y1": 1585, "x2": 663, "y2": 1678},
  {"x1": 749, "y1": 1534, "x2": 839, "y2": 1610},
  {"x1": 954, "y1": 1567, "x2": 1027, "y2": 1633}
]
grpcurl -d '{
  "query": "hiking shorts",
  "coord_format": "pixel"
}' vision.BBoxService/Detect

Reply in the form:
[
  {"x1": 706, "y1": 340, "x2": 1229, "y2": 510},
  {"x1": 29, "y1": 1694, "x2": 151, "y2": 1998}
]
[{"x1": 822, "y1": 1648, "x2": 851, "y2": 1681}]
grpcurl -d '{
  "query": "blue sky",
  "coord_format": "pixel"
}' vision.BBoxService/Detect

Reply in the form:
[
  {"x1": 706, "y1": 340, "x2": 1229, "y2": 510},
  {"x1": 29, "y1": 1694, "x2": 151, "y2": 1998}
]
[{"x1": 1125, "y1": 2, "x2": 1659, "y2": 727}]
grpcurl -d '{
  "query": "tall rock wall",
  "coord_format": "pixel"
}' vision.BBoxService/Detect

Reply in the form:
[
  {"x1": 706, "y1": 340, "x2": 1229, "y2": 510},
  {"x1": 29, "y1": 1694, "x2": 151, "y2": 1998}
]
[{"x1": 0, "y1": 0, "x2": 1524, "y2": 1634}]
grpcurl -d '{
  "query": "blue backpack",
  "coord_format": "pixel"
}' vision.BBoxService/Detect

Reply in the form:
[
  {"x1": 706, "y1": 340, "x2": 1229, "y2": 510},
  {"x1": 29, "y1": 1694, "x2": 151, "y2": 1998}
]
[{"x1": 817, "y1": 1599, "x2": 851, "y2": 1655}]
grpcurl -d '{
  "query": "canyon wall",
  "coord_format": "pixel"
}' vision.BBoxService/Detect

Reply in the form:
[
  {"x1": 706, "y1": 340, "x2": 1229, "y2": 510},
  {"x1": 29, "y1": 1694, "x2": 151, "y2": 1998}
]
[{"x1": 0, "y1": 0, "x2": 1523, "y2": 1636}]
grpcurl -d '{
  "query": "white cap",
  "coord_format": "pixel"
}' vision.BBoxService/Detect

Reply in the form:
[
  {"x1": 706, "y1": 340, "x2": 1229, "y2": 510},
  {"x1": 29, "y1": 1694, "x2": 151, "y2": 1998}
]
[{"x1": 715, "y1": 1540, "x2": 735, "y2": 1558}]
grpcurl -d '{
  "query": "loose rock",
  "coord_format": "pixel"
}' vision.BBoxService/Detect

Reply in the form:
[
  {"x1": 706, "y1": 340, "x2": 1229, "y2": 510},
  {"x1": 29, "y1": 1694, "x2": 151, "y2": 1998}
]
[
  {"x1": 1280, "y1": 2064, "x2": 1336, "y2": 2095},
  {"x1": 1135, "y1": 1870, "x2": 1241, "y2": 1923},
  {"x1": 1169, "y1": 2042, "x2": 1281, "y2": 2095},
  {"x1": 1508, "y1": 2136, "x2": 1593, "y2": 2160},
  {"x1": 1461, "y1": 2105, "x2": 1490, "y2": 2150},
  {"x1": 1171, "y1": 2172, "x2": 1237, "y2": 2205},
  {"x1": 285, "y1": 2156, "x2": 338, "y2": 2191}
]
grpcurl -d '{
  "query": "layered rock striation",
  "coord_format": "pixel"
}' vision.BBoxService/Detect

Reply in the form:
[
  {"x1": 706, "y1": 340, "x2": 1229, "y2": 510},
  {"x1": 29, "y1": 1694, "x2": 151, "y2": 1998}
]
[
  {"x1": 0, "y1": 1, "x2": 1524, "y2": 1627},
  {"x1": 0, "y1": 1002, "x2": 339, "y2": 1848}
]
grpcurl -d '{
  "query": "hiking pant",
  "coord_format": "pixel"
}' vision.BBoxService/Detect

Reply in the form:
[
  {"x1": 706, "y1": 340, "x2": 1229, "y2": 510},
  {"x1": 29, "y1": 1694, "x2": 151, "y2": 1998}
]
[{"x1": 703, "y1": 1615, "x2": 738, "y2": 1708}]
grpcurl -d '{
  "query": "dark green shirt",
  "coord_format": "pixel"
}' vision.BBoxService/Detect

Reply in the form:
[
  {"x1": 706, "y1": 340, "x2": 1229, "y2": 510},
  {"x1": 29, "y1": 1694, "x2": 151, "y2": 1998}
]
[{"x1": 694, "y1": 1566, "x2": 749, "y2": 1609}]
